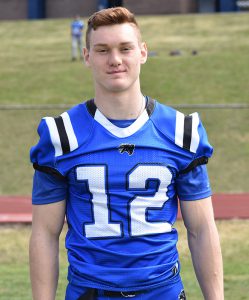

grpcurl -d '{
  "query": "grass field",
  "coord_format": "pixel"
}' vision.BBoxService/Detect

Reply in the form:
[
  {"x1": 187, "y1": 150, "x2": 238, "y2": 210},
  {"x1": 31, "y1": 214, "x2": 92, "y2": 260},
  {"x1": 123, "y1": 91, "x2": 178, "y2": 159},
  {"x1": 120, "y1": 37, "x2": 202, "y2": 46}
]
[
  {"x1": 1, "y1": 220, "x2": 249, "y2": 300},
  {"x1": 0, "y1": 12, "x2": 249, "y2": 300},
  {"x1": 0, "y1": 13, "x2": 249, "y2": 194}
]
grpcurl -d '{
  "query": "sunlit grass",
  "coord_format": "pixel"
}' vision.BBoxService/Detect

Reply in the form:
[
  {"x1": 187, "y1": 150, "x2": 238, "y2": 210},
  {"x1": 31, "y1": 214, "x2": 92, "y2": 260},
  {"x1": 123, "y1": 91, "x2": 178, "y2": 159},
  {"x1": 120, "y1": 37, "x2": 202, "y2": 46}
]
[{"x1": 0, "y1": 13, "x2": 249, "y2": 195}]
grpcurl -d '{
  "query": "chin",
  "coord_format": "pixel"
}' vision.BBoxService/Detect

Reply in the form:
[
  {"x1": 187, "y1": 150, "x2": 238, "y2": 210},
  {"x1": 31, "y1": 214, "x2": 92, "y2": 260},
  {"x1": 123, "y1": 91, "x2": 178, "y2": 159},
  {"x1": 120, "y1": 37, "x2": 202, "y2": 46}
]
[
  {"x1": 99, "y1": 78, "x2": 137, "y2": 93},
  {"x1": 105, "y1": 82, "x2": 130, "y2": 93},
  {"x1": 109, "y1": 85, "x2": 131, "y2": 93}
]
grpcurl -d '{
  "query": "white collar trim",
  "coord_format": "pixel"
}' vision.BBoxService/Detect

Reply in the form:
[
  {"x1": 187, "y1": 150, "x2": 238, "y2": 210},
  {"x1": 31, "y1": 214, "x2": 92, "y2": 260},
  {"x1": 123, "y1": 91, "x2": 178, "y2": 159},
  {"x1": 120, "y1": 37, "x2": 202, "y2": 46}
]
[{"x1": 94, "y1": 108, "x2": 149, "y2": 138}]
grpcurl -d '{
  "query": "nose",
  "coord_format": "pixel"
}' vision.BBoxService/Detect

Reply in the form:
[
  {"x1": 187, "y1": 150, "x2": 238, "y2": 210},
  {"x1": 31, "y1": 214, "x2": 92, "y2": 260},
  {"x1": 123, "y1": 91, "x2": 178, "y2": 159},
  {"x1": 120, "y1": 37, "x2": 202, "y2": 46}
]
[{"x1": 108, "y1": 49, "x2": 122, "y2": 66}]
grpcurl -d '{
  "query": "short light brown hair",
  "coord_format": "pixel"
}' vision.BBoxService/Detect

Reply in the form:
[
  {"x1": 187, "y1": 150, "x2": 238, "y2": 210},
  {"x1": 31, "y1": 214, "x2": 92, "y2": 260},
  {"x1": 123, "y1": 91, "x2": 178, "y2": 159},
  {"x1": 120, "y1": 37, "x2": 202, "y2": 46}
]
[{"x1": 85, "y1": 7, "x2": 140, "y2": 49}]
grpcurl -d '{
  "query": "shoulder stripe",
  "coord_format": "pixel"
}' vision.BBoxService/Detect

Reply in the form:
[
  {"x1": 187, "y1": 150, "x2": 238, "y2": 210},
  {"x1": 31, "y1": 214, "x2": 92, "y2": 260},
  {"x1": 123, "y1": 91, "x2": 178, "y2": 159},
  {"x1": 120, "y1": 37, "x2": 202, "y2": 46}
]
[
  {"x1": 175, "y1": 111, "x2": 200, "y2": 153},
  {"x1": 44, "y1": 117, "x2": 63, "y2": 157},
  {"x1": 44, "y1": 112, "x2": 78, "y2": 157},
  {"x1": 183, "y1": 115, "x2": 192, "y2": 150},
  {"x1": 175, "y1": 111, "x2": 185, "y2": 149},
  {"x1": 189, "y1": 112, "x2": 200, "y2": 153},
  {"x1": 54, "y1": 116, "x2": 70, "y2": 155},
  {"x1": 61, "y1": 112, "x2": 78, "y2": 152}
]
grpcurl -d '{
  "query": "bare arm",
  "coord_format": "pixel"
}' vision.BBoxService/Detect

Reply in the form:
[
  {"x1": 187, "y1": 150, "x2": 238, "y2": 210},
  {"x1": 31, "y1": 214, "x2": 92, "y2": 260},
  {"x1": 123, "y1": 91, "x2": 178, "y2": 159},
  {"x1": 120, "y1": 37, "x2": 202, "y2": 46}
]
[
  {"x1": 29, "y1": 200, "x2": 66, "y2": 300},
  {"x1": 180, "y1": 197, "x2": 224, "y2": 300}
]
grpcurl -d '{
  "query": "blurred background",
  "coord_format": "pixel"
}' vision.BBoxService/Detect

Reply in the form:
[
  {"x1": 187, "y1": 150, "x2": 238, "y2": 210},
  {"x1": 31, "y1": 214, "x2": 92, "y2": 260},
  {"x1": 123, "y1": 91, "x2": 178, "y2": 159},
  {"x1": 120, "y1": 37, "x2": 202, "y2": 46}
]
[
  {"x1": 0, "y1": 0, "x2": 249, "y2": 20},
  {"x1": 0, "y1": 0, "x2": 248, "y2": 195}
]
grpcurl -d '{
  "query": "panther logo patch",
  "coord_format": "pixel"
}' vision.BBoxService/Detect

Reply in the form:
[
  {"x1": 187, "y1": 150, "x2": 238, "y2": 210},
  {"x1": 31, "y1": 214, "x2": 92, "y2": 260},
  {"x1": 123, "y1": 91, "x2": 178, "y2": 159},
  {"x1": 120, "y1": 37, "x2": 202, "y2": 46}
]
[
  {"x1": 178, "y1": 290, "x2": 186, "y2": 300},
  {"x1": 118, "y1": 144, "x2": 135, "y2": 155}
]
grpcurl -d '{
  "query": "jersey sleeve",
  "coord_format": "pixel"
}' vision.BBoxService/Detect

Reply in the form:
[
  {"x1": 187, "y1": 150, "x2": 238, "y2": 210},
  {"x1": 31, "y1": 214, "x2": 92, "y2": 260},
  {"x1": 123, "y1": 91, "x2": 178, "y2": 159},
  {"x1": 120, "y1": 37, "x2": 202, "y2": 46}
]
[
  {"x1": 30, "y1": 116, "x2": 72, "y2": 179},
  {"x1": 32, "y1": 170, "x2": 67, "y2": 205},
  {"x1": 30, "y1": 118, "x2": 68, "y2": 204},
  {"x1": 176, "y1": 112, "x2": 214, "y2": 174},
  {"x1": 175, "y1": 112, "x2": 213, "y2": 200},
  {"x1": 30, "y1": 118, "x2": 56, "y2": 169},
  {"x1": 30, "y1": 104, "x2": 92, "y2": 177},
  {"x1": 176, "y1": 164, "x2": 212, "y2": 201},
  {"x1": 151, "y1": 103, "x2": 213, "y2": 173}
]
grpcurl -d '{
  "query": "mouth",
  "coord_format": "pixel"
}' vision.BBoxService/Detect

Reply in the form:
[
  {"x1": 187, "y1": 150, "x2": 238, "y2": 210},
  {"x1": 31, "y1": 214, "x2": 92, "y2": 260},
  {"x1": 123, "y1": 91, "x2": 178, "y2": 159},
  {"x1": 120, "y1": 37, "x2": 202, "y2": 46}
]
[{"x1": 107, "y1": 70, "x2": 126, "y2": 75}]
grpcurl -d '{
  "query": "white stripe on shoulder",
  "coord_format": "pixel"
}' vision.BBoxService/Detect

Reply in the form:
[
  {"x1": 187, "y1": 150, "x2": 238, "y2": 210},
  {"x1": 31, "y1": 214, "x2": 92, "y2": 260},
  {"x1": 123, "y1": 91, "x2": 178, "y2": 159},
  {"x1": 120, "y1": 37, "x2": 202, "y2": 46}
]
[
  {"x1": 190, "y1": 112, "x2": 200, "y2": 153},
  {"x1": 61, "y1": 112, "x2": 78, "y2": 151},
  {"x1": 175, "y1": 111, "x2": 185, "y2": 148},
  {"x1": 43, "y1": 117, "x2": 62, "y2": 157}
]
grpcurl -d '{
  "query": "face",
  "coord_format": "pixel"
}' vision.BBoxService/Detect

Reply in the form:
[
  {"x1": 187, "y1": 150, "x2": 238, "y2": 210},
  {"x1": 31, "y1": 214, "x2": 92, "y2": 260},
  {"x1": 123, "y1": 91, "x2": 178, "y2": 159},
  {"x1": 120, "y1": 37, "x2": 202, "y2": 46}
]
[{"x1": 83, "y1": 23, "x2": 147, "y2": 94}]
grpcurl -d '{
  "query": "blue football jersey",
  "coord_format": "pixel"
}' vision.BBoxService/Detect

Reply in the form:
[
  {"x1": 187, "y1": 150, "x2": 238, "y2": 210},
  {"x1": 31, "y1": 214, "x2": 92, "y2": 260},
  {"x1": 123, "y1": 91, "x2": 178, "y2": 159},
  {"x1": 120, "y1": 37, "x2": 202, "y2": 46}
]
[{"x1": 30, "y1": 97, "x2": 213, "y2": 291}]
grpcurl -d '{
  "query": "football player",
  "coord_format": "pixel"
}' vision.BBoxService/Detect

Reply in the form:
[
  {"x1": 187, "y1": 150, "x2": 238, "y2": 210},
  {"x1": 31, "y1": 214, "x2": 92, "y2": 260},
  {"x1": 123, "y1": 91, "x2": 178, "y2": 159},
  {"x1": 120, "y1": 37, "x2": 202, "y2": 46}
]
[
  {"x1": 71, "y1": 15, "x2": 84, "y2": 61},
  {"x1": 29, "y1": 7, "x2": 224, "y2": 300}
]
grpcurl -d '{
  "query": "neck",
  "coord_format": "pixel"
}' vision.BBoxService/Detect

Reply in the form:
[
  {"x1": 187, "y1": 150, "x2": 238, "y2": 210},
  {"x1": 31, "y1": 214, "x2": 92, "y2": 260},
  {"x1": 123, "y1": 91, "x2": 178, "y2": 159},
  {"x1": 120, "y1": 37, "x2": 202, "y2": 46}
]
[{"x1": 94, "y1": 90, "x2": 145, "y2": 120}]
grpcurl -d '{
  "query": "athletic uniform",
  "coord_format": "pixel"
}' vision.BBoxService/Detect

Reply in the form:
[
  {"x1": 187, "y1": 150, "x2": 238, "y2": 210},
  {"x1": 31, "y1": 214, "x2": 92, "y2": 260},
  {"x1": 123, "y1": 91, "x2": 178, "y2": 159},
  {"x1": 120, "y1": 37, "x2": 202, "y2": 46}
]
[
  {"x1": 71, "y1": 19, "x2": 84, "y2": 60},
  {"x1": 30, "y1": 97, "x2": 213, "y2": 299}
]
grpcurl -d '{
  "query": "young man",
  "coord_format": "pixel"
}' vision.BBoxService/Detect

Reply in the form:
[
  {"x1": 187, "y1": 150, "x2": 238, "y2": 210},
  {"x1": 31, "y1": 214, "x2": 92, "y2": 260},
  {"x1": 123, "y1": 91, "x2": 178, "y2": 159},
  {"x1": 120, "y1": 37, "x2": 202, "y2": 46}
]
[{"x1": 29, "y1": 7, "x2": 224, "y2": 300}]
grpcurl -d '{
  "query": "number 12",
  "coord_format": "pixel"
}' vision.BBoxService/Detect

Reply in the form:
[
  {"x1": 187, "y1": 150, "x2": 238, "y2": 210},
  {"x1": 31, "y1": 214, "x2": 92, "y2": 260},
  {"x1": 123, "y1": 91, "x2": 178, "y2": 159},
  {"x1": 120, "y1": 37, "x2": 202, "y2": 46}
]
[{"x1": 76, "y1": 164, "x2": 173, "y2": 239}]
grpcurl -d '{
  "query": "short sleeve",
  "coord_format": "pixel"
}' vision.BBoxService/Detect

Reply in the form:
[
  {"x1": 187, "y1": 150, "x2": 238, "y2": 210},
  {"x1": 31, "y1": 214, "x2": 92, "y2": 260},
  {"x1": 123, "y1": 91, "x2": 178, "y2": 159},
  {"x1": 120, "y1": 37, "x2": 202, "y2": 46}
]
[
  {"x1": 30, "y1": 118, "x2": 65, "y2": 178},
  {"x1": 176, "y1": 164, "x2": 212, "y2": 201},
  {"x1": 179, "y1": 113, "x2": 214, "y2": 174},
  {"x1": 30, "y1": 118, "x2": 56, "y2": 168},
  {"x1": 32, "y1": 170, "x2": 67, "y2": 205}
]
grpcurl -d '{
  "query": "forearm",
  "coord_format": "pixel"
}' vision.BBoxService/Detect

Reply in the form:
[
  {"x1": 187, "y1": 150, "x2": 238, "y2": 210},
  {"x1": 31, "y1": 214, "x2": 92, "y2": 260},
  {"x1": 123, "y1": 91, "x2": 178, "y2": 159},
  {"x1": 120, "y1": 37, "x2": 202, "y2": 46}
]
[
  {"x1": 188, "y1": 223, "x2": 224, "y2": 300},
  {"x1": 29, "y1": 232, "x2": 60, "y2": 300}
]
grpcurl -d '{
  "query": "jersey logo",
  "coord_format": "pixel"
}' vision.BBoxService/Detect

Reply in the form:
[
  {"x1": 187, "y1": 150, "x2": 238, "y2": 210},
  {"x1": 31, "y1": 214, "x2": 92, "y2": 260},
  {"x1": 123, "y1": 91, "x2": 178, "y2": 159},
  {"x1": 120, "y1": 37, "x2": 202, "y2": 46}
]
[{"x1": 118, "y1": 144, "x2": 135, "y2": 155}]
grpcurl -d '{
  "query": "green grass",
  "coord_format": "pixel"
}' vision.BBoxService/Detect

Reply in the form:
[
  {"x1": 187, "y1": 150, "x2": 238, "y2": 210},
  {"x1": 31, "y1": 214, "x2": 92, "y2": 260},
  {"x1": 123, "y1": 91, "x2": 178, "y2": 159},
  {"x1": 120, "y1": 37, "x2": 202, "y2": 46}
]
[
  {"x1": 1, "y1": 220, "x2": 249, "y2": 299},
  {"x1": 1, "y1": 14, "x2": 249, "y2": 104},
  {"x1": 0, "y1": 13, "x2": 249, "y2": 194}
]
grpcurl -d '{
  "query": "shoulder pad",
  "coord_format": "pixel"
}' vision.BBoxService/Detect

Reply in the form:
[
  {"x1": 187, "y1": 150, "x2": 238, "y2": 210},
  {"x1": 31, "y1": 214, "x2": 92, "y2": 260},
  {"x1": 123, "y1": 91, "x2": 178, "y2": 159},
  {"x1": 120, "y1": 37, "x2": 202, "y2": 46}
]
[
  {"x1": 30, "y1": 102, "x2": 94, "y2": 175},
  {"x1": 30, "y1": 117, "x2": 58, "y2": 173},
  {"x1": 151, "y1": 102, "x2": 213, "y2": 157}
]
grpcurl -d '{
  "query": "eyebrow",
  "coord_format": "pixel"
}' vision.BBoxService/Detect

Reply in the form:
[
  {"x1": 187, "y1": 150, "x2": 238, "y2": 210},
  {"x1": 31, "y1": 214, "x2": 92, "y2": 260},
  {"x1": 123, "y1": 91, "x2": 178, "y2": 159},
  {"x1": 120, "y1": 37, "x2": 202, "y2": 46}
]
[{"x1": 93, "y1": 42, "x2": 136, "y2": 48}]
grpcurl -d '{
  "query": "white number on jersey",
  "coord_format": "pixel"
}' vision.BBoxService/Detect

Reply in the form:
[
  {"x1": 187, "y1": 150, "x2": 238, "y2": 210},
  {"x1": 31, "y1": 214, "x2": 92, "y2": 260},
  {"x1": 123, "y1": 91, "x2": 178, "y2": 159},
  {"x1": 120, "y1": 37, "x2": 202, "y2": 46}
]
[{"x1": 76, "y1": 164, "x2": 172, "y2": 238}]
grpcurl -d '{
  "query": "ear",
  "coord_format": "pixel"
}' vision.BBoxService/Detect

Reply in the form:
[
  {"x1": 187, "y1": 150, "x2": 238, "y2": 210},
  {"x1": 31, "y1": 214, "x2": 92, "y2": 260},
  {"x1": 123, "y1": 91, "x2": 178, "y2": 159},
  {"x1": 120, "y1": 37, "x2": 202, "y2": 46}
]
[
  {"x1": 140, "y1": 42, "x2": 148, "y2": 65},
  {"x1": 83, "y1": 47, "x2": 90, "y2": 67}
]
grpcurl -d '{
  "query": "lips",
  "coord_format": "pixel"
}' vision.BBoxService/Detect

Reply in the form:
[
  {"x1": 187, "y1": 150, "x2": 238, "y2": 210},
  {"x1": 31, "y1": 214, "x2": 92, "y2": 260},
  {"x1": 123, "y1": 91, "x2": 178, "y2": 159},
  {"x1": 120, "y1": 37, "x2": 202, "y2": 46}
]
[{"x1": 107, "y1": 70, "x2": 126, "y2": 74}]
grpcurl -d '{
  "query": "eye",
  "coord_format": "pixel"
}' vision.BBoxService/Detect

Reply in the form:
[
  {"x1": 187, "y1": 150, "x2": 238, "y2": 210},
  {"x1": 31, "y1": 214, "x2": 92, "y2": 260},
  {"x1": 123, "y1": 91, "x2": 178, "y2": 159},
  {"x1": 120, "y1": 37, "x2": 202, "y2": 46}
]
[
  {"x1": 96, "y1": 48, "x2": 108, "y2": 53},
  {"x1": 121, "y1": 47, "x2": 131, "y2": 52}
]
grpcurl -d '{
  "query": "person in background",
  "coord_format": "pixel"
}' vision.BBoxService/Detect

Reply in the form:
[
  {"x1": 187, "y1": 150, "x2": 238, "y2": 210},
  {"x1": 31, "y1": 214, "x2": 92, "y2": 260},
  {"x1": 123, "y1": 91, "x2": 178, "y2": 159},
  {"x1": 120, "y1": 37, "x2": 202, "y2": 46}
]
[
  {"x1": 71, "y1": 15, "x2": 84, "y2": 61},
  {"x1": 29, "y1": 7, "x2": 224, "y2": 300}
]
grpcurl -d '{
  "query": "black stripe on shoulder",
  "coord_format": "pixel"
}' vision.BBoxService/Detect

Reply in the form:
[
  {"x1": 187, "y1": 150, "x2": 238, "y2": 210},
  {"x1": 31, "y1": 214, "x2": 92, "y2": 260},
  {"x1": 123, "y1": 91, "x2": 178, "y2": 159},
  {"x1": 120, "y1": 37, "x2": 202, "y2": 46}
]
[
  {"x1": 146, "y1": 97, "x2": 156, "y2": 117},
  {"x1": 183, "y1": 115, "x2": 192, "y2": 151},
  {"x1": 54, "y1": 116, "x2": 70, "y2": 155},
  {"x1": 86, "y1": 99, "x2": 97, "y2": 117},
  {"x1": 180, "y1": 156, "x2": 209, "y2": 174},
  {"x1": 33, "y1": 163, "x2": 66, "y2": 180}
]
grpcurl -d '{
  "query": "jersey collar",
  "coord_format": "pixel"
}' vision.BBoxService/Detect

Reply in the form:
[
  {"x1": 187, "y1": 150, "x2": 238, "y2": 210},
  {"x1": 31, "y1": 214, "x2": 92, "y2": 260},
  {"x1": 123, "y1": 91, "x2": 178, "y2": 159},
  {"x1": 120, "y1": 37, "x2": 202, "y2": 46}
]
[{"x1": 86, "y1": 97, "x2": 155, "y2": 138}]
